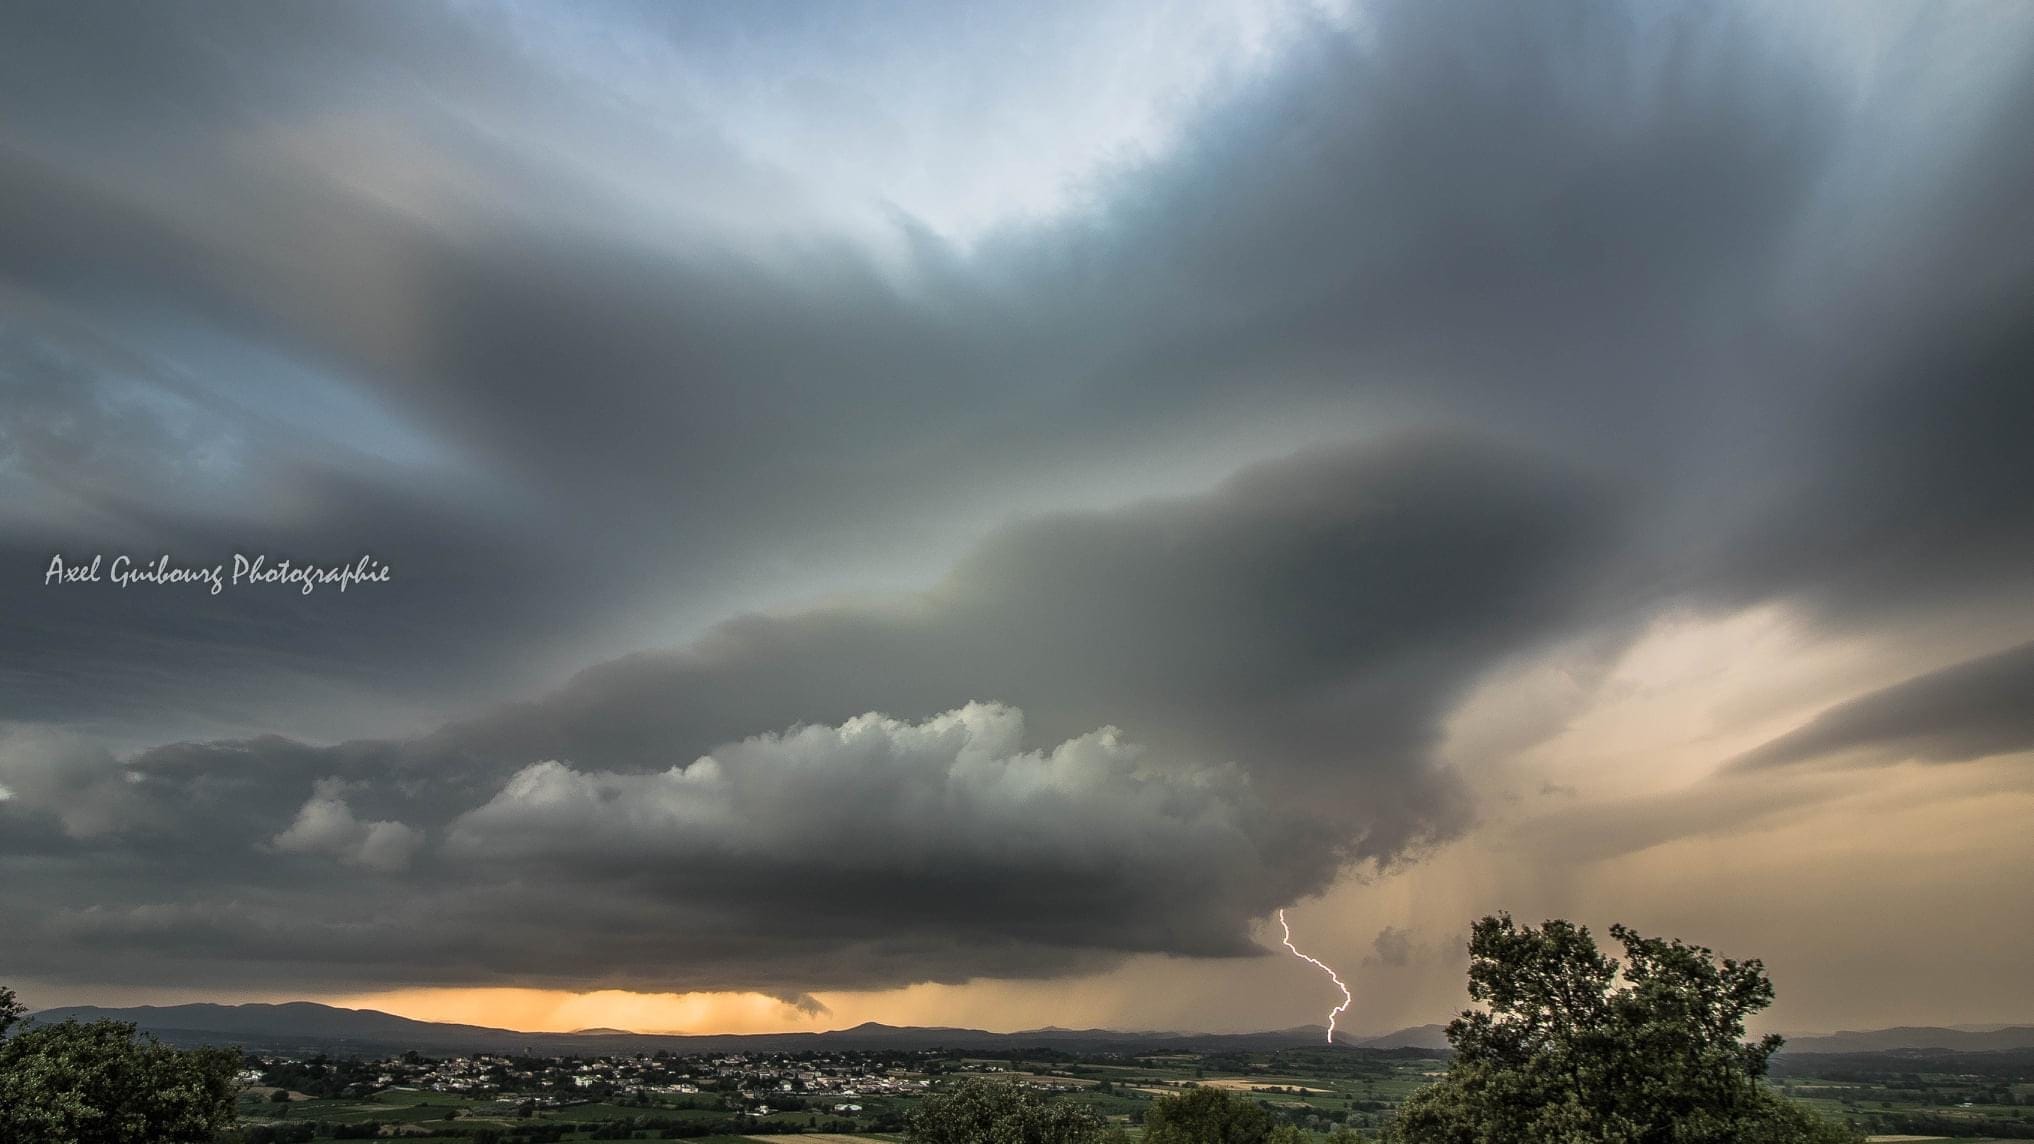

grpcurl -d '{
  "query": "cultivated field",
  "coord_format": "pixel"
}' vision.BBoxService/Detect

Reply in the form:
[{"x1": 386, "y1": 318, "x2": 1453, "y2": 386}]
[
  {"x1": 1193, "y1": 1077, "x2": 1338, "y2": 1095},
  {"x1": 743, "y1": 1135, "x2": 895, "y2": 1143}
]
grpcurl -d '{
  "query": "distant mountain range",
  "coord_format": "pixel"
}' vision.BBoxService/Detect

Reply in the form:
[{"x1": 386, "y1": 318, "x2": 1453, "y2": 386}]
[
  {"x1": 22, "y1": 1001, "x2": 1450, "y2": 1058},
  {"x1": 1779, "y1": 1025, "x2": 2034, "y2": 1054},
  {"x1": 22, "y1": 1002, "x2": 2030, "y2": 1059}
]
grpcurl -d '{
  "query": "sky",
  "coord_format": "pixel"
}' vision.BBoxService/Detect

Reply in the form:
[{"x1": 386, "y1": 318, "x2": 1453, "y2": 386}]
[{"x1": 2, "y1": 0, "x2": 2032, "y2": 1038}]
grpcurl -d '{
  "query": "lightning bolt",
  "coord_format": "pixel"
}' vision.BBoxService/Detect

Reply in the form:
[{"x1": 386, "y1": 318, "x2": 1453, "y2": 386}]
[{"x1": 1278, "y1": 908, "x2": 1353, "y2": 1045}]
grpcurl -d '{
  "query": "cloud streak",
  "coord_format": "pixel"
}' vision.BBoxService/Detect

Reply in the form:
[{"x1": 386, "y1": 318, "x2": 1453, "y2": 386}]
[{"x1": 1735, "y1": 640, "x2": 2034, "y2": 771}]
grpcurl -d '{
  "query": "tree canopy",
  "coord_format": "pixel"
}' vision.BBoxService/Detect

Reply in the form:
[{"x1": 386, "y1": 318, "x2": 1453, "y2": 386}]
[
  {"x1": 1142, "y1": 1085, "x2": 1290, "y2": 1144},
  {"x1": 0, "y1": 985, "x2": 241, "y2": 1144},
  {"x1": 906, "y1": 1075, "x2": 1109, "y2": 1144},
  {"x1": 1389, "y1": 916, "x2": 1858, "y2": 1144}
]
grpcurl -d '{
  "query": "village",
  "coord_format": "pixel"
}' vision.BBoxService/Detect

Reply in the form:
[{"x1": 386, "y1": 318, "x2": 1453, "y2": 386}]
[{"x1": 242, "y1": 1047, "x2": 950, "y2": 1121}]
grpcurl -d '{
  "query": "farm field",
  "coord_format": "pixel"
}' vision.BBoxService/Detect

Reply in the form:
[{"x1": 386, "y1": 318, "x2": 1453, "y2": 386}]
[
  {"x1": 742, "y1": 1135, "x2": 895, "y2": 1143},
  {"x1": 1769, "y1": 1056, "x2": 2034, "y2": 1141}
]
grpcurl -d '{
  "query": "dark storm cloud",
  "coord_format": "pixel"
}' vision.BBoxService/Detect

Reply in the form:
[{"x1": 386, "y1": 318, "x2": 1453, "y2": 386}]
[
  {"x1": 0, "y1": 436, "x2": 1622, "y2": 990},
  {"x1": 0, "y1": 0, "x2": 937, "y2": 737},
  {"x1": 1734, "y1": 640, "x2": 2034, "y2": 771},
  {"x1": 9, "y1": 707, "x2": 1305, "y2": 992},
  {"x1": 4, "y1": 0, "x2": 2034, "y2": 993},
  {"x1": 452, "y1": 435, "x2": 1621, "y2": 814},
  {"x1": 4, "y1": 0, "x2": 2028, "y2": 728},
  {"x1": 0, "y1": 0, "x2": 1913, "y2": 735}
]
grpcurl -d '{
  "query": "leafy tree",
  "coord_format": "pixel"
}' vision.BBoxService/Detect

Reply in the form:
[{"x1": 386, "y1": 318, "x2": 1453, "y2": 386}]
[
  {"x1": 0, "y1": 986, "x2": 240, "y2": 1144},
  {"x1": 907, "y1": 1076, "x2": 1107, "y2": 1144},
  {"x1": 1390, "y1": 916, "x2": 1859, "y2": 1144},
  {"x1": 1142, "y1": 1085, "x2": 1280, "y2": 1144}
]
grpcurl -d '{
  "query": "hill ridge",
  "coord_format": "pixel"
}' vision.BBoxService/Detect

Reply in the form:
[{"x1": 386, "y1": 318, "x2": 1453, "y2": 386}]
[{"x1": 29, "y1": 1002, "x2": 2034, "y2": 1057}]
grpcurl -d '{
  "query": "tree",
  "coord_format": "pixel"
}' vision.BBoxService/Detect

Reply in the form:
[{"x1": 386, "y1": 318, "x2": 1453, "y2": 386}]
[
  {"x1": 907, "y1": 1076, "x2": 1107, "y2": 1144},
  {"x1": 1390, "y1": 916, "x2": 1859, "y2": 1144},
  {"x1": 1142, "y1": 1085, "x2": 1280, "y2": 1144},
  {"x1": 0, "y1": 988, "x2": 240, "y2": 1144}
]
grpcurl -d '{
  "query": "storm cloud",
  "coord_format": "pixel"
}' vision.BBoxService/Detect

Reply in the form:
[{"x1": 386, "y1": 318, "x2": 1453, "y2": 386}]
[
  {"x1": 3, "y1": 0, "x2": 2033, "y2": 1004},
  {"x1": 1735, "y1": 640, "x2": 2034, "y2": 771},
  {"x1": 0, "y1": 435, "x2": 1617, "y2": 989}
]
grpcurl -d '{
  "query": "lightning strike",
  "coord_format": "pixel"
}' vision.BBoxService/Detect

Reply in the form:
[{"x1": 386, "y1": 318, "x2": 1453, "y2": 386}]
[{"x1": 1278, "y1": 908, "x2": 1353, "y2": 1044}]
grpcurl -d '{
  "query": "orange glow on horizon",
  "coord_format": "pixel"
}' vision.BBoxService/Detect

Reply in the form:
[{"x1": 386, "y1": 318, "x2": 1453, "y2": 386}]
[
  {"x1": 319, "y1": 974, "x2": 1186, "y2": 1038},
  {"x1": 318, "y1": 988, "x2": 841, "y2": 1035}
]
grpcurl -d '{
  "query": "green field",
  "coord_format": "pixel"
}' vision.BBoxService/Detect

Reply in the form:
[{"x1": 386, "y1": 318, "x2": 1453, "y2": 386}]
[{"x1": 1769, "y1": 1053, "x2": 2034, "y2": 1140}]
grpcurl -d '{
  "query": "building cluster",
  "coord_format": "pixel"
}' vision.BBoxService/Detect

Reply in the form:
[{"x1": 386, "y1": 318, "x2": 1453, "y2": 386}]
[
  {"x1": 244, "y1": 1048, "x2": 934, "y2": 1117},
  {"x1": 952, "y1": 1060, "x2": 1086, "y2": 1092}
]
